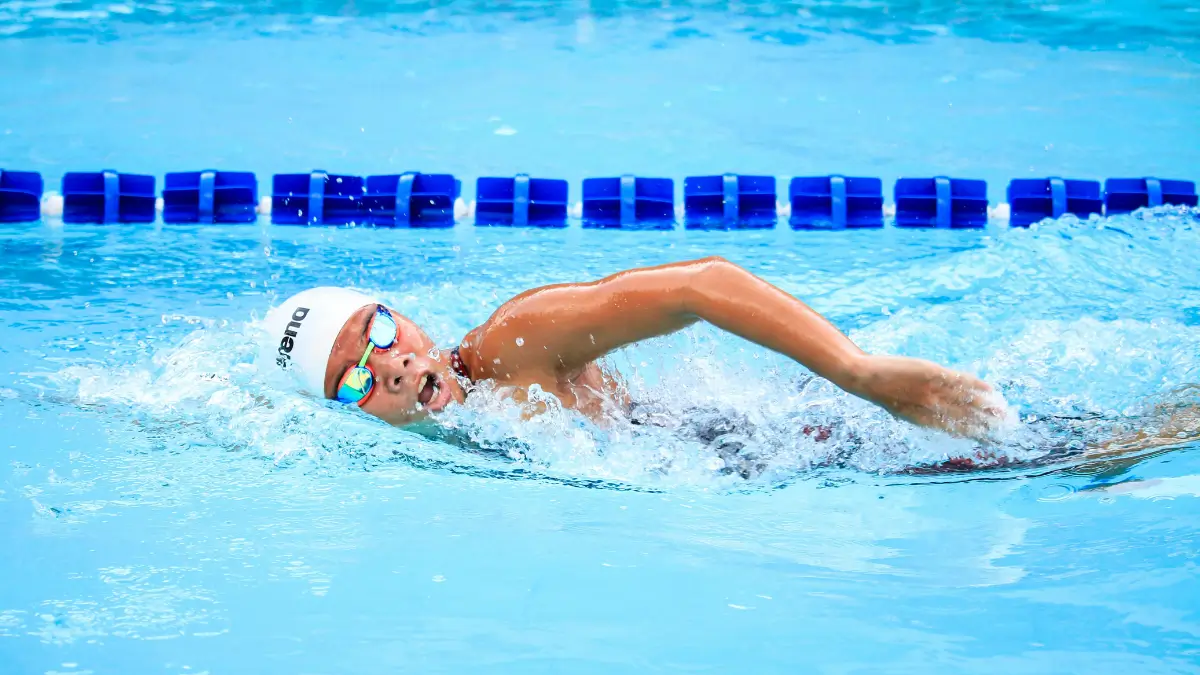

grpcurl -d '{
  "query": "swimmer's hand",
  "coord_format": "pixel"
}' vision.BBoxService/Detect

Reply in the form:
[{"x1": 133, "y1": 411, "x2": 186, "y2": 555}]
[{"x1": 849, "y1": 355, "x2": 1004, "y2": 440}]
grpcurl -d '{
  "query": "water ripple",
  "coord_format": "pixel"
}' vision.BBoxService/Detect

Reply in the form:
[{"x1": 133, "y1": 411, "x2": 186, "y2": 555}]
[
  {"x1": 1, "y1": 0, "x2": 1198, "y2": 56},
  {"x1": 15, "y1": 207, "x2": 1200, "y2": 490}
]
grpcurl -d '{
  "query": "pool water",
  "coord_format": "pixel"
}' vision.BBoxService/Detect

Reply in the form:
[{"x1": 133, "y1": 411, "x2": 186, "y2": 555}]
[{"x1": 3, "y1": 1, "x2": 1200, "y2": 673}]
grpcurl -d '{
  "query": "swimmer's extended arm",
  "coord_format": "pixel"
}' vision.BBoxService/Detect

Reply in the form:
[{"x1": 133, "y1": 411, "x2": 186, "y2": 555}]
[{"x1": 466, "y1": 257, "x2": 1000, "y2": 438}]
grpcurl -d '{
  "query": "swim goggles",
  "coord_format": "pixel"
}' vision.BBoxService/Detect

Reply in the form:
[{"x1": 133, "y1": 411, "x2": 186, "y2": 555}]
[{"x1": 336, "y1": 305, "x2": 398, "y2": 406}]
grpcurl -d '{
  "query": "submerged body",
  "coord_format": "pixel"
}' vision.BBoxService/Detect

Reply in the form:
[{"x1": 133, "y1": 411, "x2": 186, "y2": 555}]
[{"x1": 627, "y1": 389, "x2": 1200, "y2": 477}]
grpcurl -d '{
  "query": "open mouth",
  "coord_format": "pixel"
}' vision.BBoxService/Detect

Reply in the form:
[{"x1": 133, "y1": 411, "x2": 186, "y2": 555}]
[{"x1": 417, "y1": 372, "x2": 442, "y2": 410}]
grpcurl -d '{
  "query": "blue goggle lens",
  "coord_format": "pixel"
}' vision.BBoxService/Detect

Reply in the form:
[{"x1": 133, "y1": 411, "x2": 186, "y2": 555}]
[{"x1": 369, "y1": 308, "x2": 398, "y2": 349}]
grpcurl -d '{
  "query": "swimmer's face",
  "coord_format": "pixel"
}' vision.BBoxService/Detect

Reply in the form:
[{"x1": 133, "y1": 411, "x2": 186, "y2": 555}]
[{"x1": 323, "y1": 303, "x2": 466, "y2": 426}]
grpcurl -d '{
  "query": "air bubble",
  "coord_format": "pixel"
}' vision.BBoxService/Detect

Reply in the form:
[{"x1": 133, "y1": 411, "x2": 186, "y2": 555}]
[{"x1": 515, "y1": 337, "x2": 524, "y2": 347}]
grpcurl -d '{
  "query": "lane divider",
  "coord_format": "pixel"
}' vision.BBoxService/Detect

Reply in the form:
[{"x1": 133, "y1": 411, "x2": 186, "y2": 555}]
[{"x1": 4, "y1": 168, "x2": 1196, "y2": 227}]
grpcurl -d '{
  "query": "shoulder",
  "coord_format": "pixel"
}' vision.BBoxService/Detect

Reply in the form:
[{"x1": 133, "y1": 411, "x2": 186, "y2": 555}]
[
  {"x1": 457, "y1": 324, "x2": 488, "y2": 378},
  {"x1": 456, "y1": 291, "x2": 567, "y2": 381},
  {"x1": 456, "y1": 314, "x2": 523, "y2": 381}
]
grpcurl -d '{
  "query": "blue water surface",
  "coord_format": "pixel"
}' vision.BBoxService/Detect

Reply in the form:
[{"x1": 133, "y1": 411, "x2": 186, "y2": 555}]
[{"x1": 2, "y1": 1, "x2": 1200, "y2": 673}]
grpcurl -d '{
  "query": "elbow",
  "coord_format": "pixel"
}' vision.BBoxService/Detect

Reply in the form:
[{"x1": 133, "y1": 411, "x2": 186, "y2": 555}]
[
  {"x1": 692, "y1": 256, "x2": 740, "y2": 285},
  {"x1": 690, "y1": 256, "x2": 736, "y2": 285},
  {"x1": 695, "y1": 255, "x2": 732, "y2": 270},
  {"x1": 682, "y1": 256, "x2": 739, "y2": 314}
]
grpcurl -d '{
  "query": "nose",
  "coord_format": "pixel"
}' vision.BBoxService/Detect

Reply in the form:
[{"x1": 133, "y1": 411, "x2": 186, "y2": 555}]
[{"x1": 375, "y1": 350, "x2": 429, "y2": 393}]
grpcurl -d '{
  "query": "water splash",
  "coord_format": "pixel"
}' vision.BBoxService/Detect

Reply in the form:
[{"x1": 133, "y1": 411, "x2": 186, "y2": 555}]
[{"x1": 48, "y1": 207, "x2": 1200, "y2": 489}]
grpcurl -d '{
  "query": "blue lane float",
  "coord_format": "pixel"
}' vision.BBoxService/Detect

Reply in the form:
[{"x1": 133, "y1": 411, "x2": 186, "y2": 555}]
[
  {"x1": 1104, "y1": 177, "x2": 1198, "y2": 214},
  {"x1": 62, "y1": 171, "x2": 155, "y2": 224},
  {"x1": 894, "y1": 176, "x2": 988, "y2": 229},
  {"x1": 475, "y1": 175, "x2": 569, "y2": 227},
  {"x1": 1007, "y1": 178, "x2": 1103, "y2": 227},
  {"x1": 364, "y1": 173, "x2": 460, "y2": 227},
  {"x1": 0, "y1": 169, "x2": 43, "y2": 223},
  {"x1": 683, "y1": 174, "x2": 776, "y2": 229},
  {"x1": 163, "y1": 171, "x2": 258, "y2": 224},
  {"x1": 271, "y1": 171, "x2": 364, "y2": 226},
  {"x1": 6, "y1": 168, "x2": 1196, "y2": 228},
  {"x1": 789, "y1": 175, "x2": 884, "y2": 229},
  {"x1": 582, "y1": 176, "x2": 674, "y2": 229}
]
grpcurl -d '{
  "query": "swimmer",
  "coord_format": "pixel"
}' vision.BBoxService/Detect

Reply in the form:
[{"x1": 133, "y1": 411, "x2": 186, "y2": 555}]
[{"x1": 263, "y1": 257, "x2": 1005, "y2": 440}]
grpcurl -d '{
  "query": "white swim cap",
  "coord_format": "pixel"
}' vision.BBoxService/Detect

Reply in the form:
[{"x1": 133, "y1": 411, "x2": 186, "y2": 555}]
[{"x1": 262, "y1": 287, "x2": 380, "y2": 396}]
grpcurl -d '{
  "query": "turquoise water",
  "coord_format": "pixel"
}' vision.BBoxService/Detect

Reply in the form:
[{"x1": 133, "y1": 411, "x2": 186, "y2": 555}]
[{"x1": 3, "y1": 2, "x2": 1200, "y2": 673}]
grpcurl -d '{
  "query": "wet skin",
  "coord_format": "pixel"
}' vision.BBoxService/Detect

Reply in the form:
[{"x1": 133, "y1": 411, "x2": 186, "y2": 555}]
[{"x1": 323, "y1": 257, "x2": 1003, "y2": 439}]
